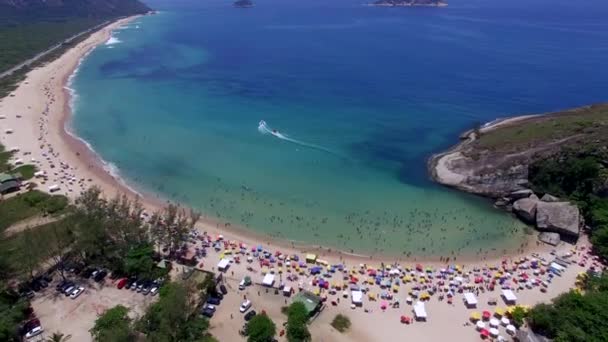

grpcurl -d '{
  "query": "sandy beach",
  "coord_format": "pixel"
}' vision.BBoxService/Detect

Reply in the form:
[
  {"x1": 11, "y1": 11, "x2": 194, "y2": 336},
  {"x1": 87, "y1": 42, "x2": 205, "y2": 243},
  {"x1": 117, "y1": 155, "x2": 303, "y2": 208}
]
[{"x1": 0, "y1": 16, "x2": 601, "y2": 342}]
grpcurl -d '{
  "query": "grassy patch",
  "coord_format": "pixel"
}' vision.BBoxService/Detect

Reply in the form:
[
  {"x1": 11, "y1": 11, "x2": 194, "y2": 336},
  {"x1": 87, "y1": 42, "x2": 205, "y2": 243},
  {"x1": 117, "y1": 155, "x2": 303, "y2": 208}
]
[
  {"x1": 476, "y1": 104, "x2": 608, "y2": 152},
  {"x1": 0, "y1": 190, "x2": 68, "y2": 233},
  {"x1": 12, "y1": 164, "x2": 37, "y2": 180},
  {"x1": 330, "y1": 314, "x2": 351, "y2": 333}
]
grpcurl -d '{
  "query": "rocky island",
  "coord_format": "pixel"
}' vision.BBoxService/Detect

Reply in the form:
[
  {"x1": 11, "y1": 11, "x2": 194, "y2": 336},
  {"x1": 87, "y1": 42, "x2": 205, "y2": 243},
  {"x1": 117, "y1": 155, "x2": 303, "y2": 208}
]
[
  {"x1": 372, "y1": 0, "x2": 447, "y2": 7},
  {"x1": 233, "y1": 0, "x2": 254, "y2": 8},
  {"x1": 429, "y1": 104, "x2": 608, "y2": 245}
]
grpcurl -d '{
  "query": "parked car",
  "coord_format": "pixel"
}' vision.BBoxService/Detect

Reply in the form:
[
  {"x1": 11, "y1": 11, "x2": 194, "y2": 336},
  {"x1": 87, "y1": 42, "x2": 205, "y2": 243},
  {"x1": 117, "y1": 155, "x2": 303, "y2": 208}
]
[
  {"x1": 70, "y1": 286, "x2": 85, "y2": 299},
  {"x1": 25, "y1": 326, "x2": 44, "y2": 339},
  {"x1": 142, "y1": 282, "x2": 152, "y2": 295},
  {"x1": 94, "y1": 270, "x2": 107, "y2": 283},
  {"x1": 244, "y1": 310, "x2": 256, "y2": 321},
  {"x1": 201, "y1": 308, "x2": 214, "y2": 318},
  {"x1": 22, "y1": 319, "x2": 40, "y2": 334},
  {"x1": 63, "y1": 286, "x2": 75, "y2": 296},
  {"x1": 116, "y1": 278, "x2": 128, "y2": 289},
  {"x1": 126, "y1": 278, "x2": 137, "y2": 290},
  {"x1": 239, "y1": 300, "x2": 251, "y2": 313},
  {"x1": 83, "y1": 267, "x2": 97, "y2": 278},
  {"x1": 219, "y1": 284, "x2": 228, "y2": 295},
  {"x1": 137, "y1": 282, "x2": 145, "y2": 293},
  {"x1": 207, "y1": 297, "x2": 221, "y2": 305},
  {"x1": 56, "y1": 281, "x2": 74, "y2": 293},
  {"x1": 204, "y1": 303, "x2": 216, "y2": 312},
  {"x1": 215, "y1": 292, "x2": 224, "y2": 300},
  {"x1": 150, "y1": 286, "x2": 159, "y2": 296}
]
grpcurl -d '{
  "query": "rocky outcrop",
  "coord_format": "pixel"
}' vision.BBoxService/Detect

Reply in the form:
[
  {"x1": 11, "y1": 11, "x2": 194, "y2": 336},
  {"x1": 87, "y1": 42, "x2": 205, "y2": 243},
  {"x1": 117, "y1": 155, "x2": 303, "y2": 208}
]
[
  {"x1": 536, "y1": 201, "x2": 581, "y2": 237},
  {"x1": 538, "y1": 232, "x2": 560, "y2": 246},
  {"x1": 540, "y1": 193, "x2": 560, "y2": 202},
  {"x1": 512, "y1": 195, "x2": 539, "y2": 223},
  {"x1": 510, "y1": 189, "x2": 534, "y2": 200}
]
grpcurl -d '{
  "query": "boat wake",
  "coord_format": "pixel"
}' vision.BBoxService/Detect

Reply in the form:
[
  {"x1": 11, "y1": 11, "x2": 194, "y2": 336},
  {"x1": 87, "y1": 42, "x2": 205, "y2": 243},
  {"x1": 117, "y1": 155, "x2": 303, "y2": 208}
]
[{"x1": 258, "y1": 120, "x2": 340, "y2": 157}]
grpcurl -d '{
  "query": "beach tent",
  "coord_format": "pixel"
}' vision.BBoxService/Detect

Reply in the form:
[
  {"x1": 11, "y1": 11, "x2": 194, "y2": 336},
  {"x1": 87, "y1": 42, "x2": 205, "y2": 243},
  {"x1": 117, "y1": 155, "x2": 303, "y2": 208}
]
[
  {"x1": 306, "y1": 254, "x2": 317, "y2": 263},
  {"x1": 262, "y1": 273, "x2": 275, "y2": 287},
  {"x1": 413, "y1": 301, "x2": 427, "y2": 321},
  {"x1": 217, "y1": 258, "x2": 231, "y2": 272},
  {"x1": 48, "y1": 184, "x2": 60, "y2": 192},
  {"x1": 351, "y1": 290, "x2": 363, "y2": 305},
  {"x1": 501, "y1": 289, "x2": 517, "y2": 305},
  {"x1": 464, "y1": 292, "x2": 478, "y2": 308}
]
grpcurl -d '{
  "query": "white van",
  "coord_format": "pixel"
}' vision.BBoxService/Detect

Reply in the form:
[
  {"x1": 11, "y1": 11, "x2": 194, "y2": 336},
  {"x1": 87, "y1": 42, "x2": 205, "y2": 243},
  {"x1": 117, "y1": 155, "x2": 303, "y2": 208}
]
[{"x1": 239, "y1": 300, "x2": 252, "y2": 313}]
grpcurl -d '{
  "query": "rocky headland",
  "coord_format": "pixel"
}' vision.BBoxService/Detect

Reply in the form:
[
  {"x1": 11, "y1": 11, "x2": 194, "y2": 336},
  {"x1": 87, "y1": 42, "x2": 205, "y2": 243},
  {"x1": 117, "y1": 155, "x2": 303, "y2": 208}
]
[
  {"x1": 372, "y1": 0, "x2": 447, "y2": 7},
  {"x1": 233, "y1": 0, "x2": 254, "y2": 8},
  {"x1": 429, "y1": 104, "x2": 608, "y2": 245}
]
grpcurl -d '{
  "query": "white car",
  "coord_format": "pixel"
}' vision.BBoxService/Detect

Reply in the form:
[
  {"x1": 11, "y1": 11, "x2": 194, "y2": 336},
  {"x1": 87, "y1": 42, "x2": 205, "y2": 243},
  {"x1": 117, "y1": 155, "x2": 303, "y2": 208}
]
[
  {"x1": 63, "y1": 286, "x2": 75, "y2": 296},
  {"x1": 70, "y1": 286, "x2": 85, "y2": 299},
  {"x1": 150, "y1": 286, "x2": 159, "y2": 296},
  {"x1": 239, "y1": 300, "x2": 252, "y2": 313},
  {"x1": 25, "y1": 326, "x2": 44, "y2": 339}
]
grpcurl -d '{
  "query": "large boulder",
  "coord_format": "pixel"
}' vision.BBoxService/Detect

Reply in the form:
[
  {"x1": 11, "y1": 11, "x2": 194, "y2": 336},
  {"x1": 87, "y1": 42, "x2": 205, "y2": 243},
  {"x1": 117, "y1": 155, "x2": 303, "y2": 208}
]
[
  {"x1": 512, "y1": 195, "x2": 539, "y2": 223},
  {"x1": 540, "y1": 193, "x2": 560, "y2": 202},
  {"x1": 509, "y1": 189, "x2": 534, "y2": 201},
  {"x1": 535, "y1": 201, "x2": 581, "y2": 237},
  {"x1": 538, "y1": 232, "x2": 560, "y2": 246}
]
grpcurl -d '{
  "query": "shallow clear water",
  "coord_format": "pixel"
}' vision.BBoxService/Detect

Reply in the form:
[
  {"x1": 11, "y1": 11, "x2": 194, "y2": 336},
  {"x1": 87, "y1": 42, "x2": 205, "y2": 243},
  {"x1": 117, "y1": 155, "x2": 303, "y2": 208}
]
[{"x1": 71, "y1": 0, "x2": 608, "y2": 256}]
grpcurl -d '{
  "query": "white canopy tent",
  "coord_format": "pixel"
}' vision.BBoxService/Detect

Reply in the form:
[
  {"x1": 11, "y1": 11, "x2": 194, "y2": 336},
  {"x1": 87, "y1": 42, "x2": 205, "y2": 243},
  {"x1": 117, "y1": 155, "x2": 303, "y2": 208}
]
[
  {"x1": 502, "y1": 289, "x2": 517, "y2": 305},
  {"x1": 413, "y1": 302, "x2": 427, "y2": 320},
  {"x1": 464, "y1": 292, "x2": 478, "y2": 308},
  {"x1": 262, "y1": 273, "x2": 275, "y2": 287},
  {"x1": 351, "y1": 290, "x2": 363, "y2": 305},
  {"x1": 217, "y1": 258, "x2": 231, "y2": 272}
]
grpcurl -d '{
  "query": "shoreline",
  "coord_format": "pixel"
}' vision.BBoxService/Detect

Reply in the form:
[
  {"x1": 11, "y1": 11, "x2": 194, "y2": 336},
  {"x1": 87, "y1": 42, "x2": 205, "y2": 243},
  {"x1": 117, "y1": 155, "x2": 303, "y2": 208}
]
[{"x1": 0, "y1": 16, "x2": 577, "y2": 268}]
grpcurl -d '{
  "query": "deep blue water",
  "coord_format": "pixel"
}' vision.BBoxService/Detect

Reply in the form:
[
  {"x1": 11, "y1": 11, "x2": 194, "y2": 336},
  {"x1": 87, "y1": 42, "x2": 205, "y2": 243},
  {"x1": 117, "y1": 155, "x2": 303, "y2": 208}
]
[{"x1": 71, "y1": 0, "x2": 608, "y2": 256}]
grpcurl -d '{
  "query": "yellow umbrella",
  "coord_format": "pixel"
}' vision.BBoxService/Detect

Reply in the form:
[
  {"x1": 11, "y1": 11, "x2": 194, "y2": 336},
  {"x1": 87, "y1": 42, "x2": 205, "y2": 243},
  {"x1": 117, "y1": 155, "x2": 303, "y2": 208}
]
[
  {"x1": 495, "y1": 308, "x2": 506, "y2": 317},
  {"x1": 470, "y1": 312, "x2": 481, "y2": 321}
]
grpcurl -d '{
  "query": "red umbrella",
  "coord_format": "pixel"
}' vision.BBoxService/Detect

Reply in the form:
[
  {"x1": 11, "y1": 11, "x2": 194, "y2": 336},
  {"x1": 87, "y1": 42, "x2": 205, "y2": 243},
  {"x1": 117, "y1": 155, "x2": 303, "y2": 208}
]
[
  {"x1": 482, "y1": 311, "x2": 491, "y2": 320},
  {"x1": 480, "y1": 328, "x2": 490, "y2": 338},
  {"x1": 400, "y1": 316, "x2": 411, "y2": 324},
  {"x1": 416, "y1": 264, "x2": 423, "y2": 272}
]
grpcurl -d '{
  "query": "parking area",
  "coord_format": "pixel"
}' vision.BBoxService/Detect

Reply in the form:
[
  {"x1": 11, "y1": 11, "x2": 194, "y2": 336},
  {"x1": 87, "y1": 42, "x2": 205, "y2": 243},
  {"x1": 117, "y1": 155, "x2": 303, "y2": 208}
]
[{"x1": 31, "y1": 278, "x2": 155, "y2": 341}]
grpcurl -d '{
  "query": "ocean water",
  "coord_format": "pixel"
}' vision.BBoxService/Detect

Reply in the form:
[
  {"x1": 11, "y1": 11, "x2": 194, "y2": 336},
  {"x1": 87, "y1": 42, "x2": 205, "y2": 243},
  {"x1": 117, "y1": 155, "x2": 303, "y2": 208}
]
[{"x1": 70, "y1": 0, "x2": 608, "y2": 257}]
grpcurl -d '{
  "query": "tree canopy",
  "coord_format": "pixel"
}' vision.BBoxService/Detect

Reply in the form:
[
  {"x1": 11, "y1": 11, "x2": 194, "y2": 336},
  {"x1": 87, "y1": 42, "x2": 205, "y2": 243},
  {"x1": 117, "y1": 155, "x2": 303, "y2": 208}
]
[
  {"x1": 90, "y1": 305, "x2": 134, "y2": 342},
  {"x1": 246, "y1": 313, "x2": 276, "y2": 342},
  {"x1": 286, "y1": 302, "x2": 311, "y2": 342},
  {"x1": 528, "y1": 274, "x2": 608, "y2": 342}
]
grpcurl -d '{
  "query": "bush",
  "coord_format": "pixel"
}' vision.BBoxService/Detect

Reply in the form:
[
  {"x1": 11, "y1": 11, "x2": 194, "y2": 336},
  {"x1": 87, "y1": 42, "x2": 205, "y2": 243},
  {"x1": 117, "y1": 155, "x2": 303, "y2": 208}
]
[{"x1": 330, "y1": 314, "x2": 351, "y2": 333}]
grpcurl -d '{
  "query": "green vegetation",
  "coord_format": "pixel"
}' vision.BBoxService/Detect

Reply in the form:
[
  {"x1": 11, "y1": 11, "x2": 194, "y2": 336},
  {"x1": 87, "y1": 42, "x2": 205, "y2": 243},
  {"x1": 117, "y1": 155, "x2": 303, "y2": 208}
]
[
  {"x1": 0, "y1": 19, "x2": 103, "y2": 73},
  {"x1": 45, "y1": 332, "x2": 72, "y2": 342},
  {"x1": 91, "y1": 305, "x2": 134, "y2": 342},
  {"x1": 0, "y1": 190, "x2": 68, "y2": 232},
  {"x1": 330, "y1": 314, "x2": 351, "y2": 333},
  {"x1": 136, "y1": 282, "x2": 215, "y2": 342},
  {"x1": 11, "y1": 165, "x2": 37, "y2": 180},
  {"x1": 509, "y1": 306, "x2": 527, "y2": 328},
  {"x1": 0, "y1": 185, "x2": 205, "y2": 338},
  {"x1": 0, "y1": 290, "x2": 29, "y2": 342},
  {"x1": 286, "y1": 302, "x2": 311, "y2": 342},
  {"x1": 528, "y1": 274, "x2": 608, "y2": 342},
  {"x1": 476, "y1": 104, "x2": 608, "y2": 152},
  {"x1": 528, "y1": 150, "x2": 608, "y2": 259},
  {"x1": 246, "y1": 313, "x2": 276, "y2": 342}
]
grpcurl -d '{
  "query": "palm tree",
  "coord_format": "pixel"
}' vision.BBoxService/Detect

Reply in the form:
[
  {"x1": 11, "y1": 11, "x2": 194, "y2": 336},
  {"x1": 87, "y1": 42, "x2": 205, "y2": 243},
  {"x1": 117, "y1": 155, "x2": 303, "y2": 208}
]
[{"x1": 46, "y1": 332, "x2": 72, "y2": 342}]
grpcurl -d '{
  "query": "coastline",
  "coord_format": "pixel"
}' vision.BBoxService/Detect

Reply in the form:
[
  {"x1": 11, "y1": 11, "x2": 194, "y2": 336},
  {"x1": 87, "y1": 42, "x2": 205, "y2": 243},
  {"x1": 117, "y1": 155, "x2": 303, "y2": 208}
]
[{"x1": 0, "y1": 16, "x2": 579, "y2": 268}]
